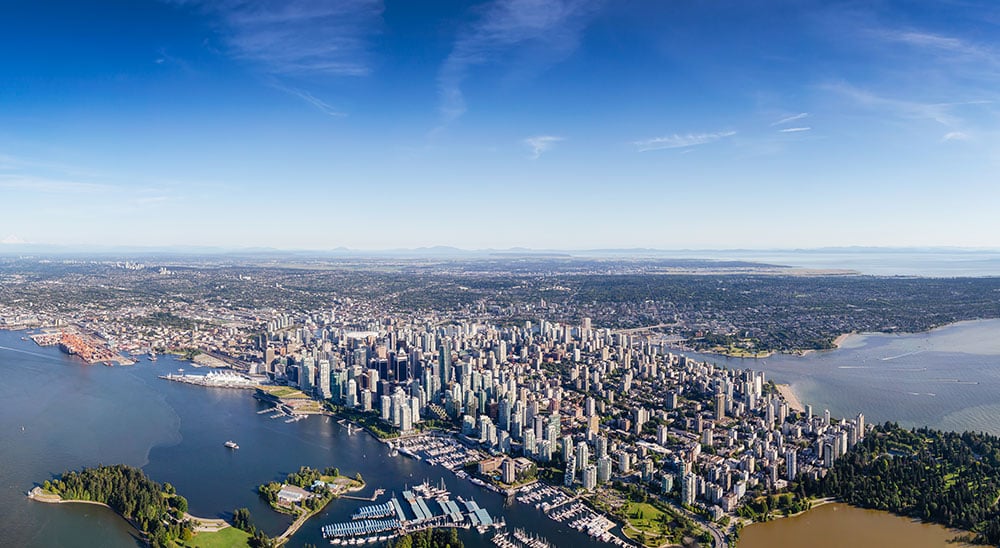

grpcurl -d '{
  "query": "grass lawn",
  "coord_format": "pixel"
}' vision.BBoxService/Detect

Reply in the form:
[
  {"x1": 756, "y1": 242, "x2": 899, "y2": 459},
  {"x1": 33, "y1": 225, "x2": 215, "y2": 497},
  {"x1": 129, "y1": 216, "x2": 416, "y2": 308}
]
[
  {"x1": 260, "y1": 386, "x2": 309, "y2": 399},
  {"x1": 319, "y1": 474, "x2": 363, "y2": 487},
  {"x1": 175, "y1": 526, "x2": 251, "y2": 548},
  {"x1": 625, "y1": 501, "x2": 670, "y2": 536}
]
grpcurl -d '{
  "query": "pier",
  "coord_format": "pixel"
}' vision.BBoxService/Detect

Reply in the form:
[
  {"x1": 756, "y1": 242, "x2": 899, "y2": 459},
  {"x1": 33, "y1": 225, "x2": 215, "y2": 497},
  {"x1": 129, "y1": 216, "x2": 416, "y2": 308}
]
[
  {"x1": 322, "y1": 518, "x2": 401, "y2": 539},
  {"x1": 341, "y1": 488, "x2": 385, "y2": 502},
  {"x1": 320, "y1": 481, "x2": 502, "y2": 543},
  {"x1": 351, "y1": 499, "x2": 395, "y2": 520},
  {"x1": 158, "y1": 370, "x2": 263, "y2": 389}
]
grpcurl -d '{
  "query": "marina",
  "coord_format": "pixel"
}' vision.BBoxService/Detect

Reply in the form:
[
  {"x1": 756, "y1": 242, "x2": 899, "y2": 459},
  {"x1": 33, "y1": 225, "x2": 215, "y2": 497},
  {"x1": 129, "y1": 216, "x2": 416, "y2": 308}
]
[
  {"x1": 514, "y1": 483, "x2": 626, "y2": 545},
  {"x1": 393, "y1": 434, "x2": 487, "y2": 471},
  {"x1": 320, "y1": 480, "x2": 503, "y2": 543},
  {"x1": 0, "y1": 331, "x2": 639, "y2": 548},
  {"x1": 491, "y1": 527, "x2": 556, "y2": 548}
]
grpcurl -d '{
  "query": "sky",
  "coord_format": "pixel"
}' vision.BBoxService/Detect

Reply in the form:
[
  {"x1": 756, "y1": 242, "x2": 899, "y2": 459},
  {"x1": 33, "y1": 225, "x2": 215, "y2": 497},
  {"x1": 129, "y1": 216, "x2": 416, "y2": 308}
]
[{"x1": 1, "y1": 0, "x2": 999, "y2": 250}]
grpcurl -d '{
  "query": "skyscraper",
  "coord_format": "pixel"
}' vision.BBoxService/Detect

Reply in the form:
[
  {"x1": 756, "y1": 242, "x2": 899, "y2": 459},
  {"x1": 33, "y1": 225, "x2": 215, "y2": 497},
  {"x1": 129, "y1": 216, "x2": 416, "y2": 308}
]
[
  {"x1": 576, "y1": 440, "x2": 589, "y2": 473},
  {"x1": 681, "y1": 472, "x2": 696, "y2": 506},
  {"x1": 318, "y1": 359, "x2": 331, "y2": 399},
  {"x1": 564, "y1": 452, "x2": 576, "y2": 487},
  {"x1": 438, "y1": 344, "x2": 452, "y2": 385},
  {"x1": 597, "y1": 456, "x2": 611, "y2": 483},
  {"x1": 583, "y1": 465, "x2": 597, "y2": 491},
  {"x1": 300, "y1": 356, "x2": 315, "y2": 394}
]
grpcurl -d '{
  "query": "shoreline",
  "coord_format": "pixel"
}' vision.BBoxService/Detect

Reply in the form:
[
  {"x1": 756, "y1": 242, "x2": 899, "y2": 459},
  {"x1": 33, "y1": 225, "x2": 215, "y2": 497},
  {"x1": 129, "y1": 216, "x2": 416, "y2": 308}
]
[
  {"x1": 741, "y1": 499, "x2": 977, "y2": 545},
  {"x1": 775, "y1": 383, "x2": 805, "y2": 413},
  {"x1": 271, "y1": 478, "x2": 367, "y2": 543},
  {"x1": 737, "y1": 497, "x2": 838, "y2": 527},
  {"x1": 28, "y1": 487, "x2": 230, "y2": 534}
]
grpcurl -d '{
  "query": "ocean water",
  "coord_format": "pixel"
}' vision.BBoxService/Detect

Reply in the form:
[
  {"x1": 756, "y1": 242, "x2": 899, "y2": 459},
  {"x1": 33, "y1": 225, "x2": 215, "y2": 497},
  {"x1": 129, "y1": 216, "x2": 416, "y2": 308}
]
[
  {"x1": 680, "y1": 319, "x2": 1000, "y2": 435},
  {"x1": 739, "y1": 503, "x2": 970, "y2": 548},
  {"x1": 674, "y1": 249, "x2": 1000, "y2": 277},
  {"x1": 0, "y1": 331, "x2": 607, "y2": 547},
  {"x1": 8, "y1": 319, "x2": 1000, "y2": 547}
]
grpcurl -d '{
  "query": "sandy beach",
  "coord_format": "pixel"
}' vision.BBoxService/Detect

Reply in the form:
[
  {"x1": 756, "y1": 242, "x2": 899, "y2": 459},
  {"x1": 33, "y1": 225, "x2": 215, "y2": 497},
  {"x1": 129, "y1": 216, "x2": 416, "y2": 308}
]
[
  {"x1": 776, "y1": 383, "x2": 806, "y2": 413},
  {"x1": 832, "y1": 332, "x2": 852, "y2": 348}
]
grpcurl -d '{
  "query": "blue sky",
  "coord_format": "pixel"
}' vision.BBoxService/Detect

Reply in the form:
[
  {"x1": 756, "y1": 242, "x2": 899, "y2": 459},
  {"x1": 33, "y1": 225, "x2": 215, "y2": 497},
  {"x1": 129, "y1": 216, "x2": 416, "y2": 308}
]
[{"x1": 1, "y1": 0, "x2": 998, "y2": 250}]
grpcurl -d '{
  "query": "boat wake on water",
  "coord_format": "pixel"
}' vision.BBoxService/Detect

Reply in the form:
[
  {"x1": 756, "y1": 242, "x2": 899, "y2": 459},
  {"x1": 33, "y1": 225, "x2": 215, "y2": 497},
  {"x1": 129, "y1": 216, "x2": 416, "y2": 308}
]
[{"x1": 882, "y1": 350, "x2": 926, "y2": 361}]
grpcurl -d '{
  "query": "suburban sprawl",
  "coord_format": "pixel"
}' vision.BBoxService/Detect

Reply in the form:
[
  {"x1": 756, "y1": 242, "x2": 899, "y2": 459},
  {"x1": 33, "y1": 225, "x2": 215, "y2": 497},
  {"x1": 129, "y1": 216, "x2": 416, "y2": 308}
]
[{"x1": 7, "y1": 254, "x2": 1000, "y2": 546}]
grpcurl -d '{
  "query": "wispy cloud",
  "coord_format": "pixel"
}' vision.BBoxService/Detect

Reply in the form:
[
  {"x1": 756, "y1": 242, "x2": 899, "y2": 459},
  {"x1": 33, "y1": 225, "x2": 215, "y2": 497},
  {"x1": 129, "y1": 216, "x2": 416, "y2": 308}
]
[
  {"x1": 154, "y1": 48, "x2": 195, "y2": 73},
  {"x1": 877, "y1": 29, "x2": 996, "y2": 66},
  {"x1": 270, "y1": 82, "x2": 346, "y2": 116},
  {"x1": 0, "y1": 154, "x2": 176, "y2": 205},
  {"x1": 943, "y1": 131, "x2": 969, "y2": 142},
  {"x1": 633, "y1": 131, "x2": 736, "y2": 152},
  {"x1": 523, "y1": 135, "x2": 564, "y2": 158},
  {"x1": 0, "y1": 153, "x2": 105, "y2": 179},
  {"x1": 863, "y1": 26, "x2": 1000, "y2": 94},
  {"x1": 438, "y1": 0, "x2": 602, "y2": 122},
  {"x1": 174, "y1": 0, "x2": 384, "y2": 77},
  {"x1": 824, "y1": 81, "x2": 991, "y2": 127},
  {"x1": 771, "y1": 113, "x2": 809, "y2": 126},
  {"x1": 0, "y1": 174, "x2": 110, "y2": 194},
  {"x1": 779, "y1": 127, "x2": 811, "y2": 133}
]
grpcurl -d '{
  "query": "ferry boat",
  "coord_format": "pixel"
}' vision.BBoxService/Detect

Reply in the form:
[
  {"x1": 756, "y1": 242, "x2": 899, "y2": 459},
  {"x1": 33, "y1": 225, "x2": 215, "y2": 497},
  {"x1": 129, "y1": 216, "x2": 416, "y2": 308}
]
[{"x1": 224, "y1": 440, "x2": 239, "y2": 450}]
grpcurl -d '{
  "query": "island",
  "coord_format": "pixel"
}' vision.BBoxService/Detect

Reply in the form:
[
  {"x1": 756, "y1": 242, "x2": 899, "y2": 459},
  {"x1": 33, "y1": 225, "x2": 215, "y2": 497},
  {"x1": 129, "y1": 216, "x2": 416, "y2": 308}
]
[
  {"x1": 29, "y1": 465, "x2": 204, "y2": 547},
  {"x1": 258, "y1": 466, "x2": 365, "y2": 543}
]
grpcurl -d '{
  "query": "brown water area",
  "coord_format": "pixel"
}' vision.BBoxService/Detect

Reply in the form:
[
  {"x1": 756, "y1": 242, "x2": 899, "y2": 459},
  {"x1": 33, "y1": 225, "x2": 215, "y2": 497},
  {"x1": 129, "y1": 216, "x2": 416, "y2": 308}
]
[{"x1": 739, "y1": 503, "x2": 973, "y2": 548}]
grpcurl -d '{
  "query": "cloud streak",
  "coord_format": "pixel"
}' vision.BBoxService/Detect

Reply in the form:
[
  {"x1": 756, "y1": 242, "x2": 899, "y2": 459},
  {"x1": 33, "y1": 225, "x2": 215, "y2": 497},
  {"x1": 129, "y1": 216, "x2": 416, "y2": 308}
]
[
  {"x1": 439, "y1": 0, "x2": 602, "y2": 122},
  {"x1": 771, "y1": 113, "x2": 809, "y2": 126},
  {"x1": 779, "y1": 127, "x2": 811, "y2": 133},
  {"x1": 825, "y1": 81, "x2": 992, "y2": 127},
  {"x1": 634, "y1": 131, "x2": 736, "y2": 152},
  {"x1": 523, "y1": 135, "x2": 564, "y2": 158},
  {"x1": 877, "y1": 29, "x2": 997, "y2": 66},
  {"x1": 0, "y1": 174, "x2": 110, "y2": 194},
  {"x1": 175, "y1": 0, "x2": 384, "y2": 77},
  {"x1": 271, "y1": 83, "x2": 346, "y2": 116}
]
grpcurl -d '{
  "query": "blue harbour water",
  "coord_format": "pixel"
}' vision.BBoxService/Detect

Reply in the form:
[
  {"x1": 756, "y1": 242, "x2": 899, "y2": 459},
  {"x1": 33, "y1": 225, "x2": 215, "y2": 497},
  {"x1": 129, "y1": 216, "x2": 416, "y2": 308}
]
[
  {"x1": 680, "y1": 319, "x2": 1000, "y2": 436},
  {"x1": 0, "y1": 330, "x2": 608, "y2": 548},
  {"x1": 7, "y1": 320, "x2": 1000, "y2": 546}
]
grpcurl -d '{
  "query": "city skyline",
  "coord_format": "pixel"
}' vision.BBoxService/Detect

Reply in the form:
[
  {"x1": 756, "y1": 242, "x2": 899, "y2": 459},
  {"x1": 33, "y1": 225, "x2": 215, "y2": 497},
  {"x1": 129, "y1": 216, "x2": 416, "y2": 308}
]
[{"x1": 2, "y1": 0, "x2": 999, "y2": 249}]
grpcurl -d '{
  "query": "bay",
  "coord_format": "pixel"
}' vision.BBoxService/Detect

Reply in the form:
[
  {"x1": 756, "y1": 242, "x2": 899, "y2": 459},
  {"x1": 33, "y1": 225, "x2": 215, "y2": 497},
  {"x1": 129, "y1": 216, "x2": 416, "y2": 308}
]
[
  {"x1": 9, "y1": 318, "x2": 1000, "y2": 547},
  {"x1": 0, "y1": 330, "x2": 607, "y2": 547},
  {"x1": 678, "y1": 319, "x2": 1000, "y2": 436},
  {"x1": 738, "y1": 503, "x2": 970, "y2": 548}
]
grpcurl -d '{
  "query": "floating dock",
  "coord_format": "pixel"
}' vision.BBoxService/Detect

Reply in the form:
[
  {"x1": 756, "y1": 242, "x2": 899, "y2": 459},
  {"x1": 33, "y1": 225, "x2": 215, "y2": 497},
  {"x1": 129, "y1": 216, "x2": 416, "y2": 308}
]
[{"x1": 321, "y1": 481, "x2": 501, "y2": 541}]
